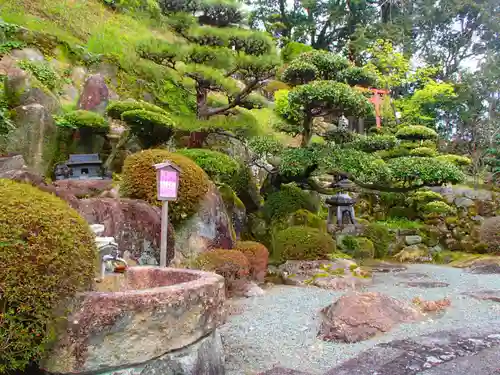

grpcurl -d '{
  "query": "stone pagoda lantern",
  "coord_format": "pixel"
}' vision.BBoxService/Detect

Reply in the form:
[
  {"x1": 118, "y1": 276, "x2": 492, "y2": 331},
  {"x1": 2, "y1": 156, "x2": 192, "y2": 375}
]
[{"x1": 326, "y1": 175, "x2": 357, "y2": 226}]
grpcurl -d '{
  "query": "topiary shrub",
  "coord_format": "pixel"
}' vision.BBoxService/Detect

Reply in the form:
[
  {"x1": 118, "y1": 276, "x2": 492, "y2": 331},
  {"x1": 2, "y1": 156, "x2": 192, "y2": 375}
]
[
  {"x1": 287, "y1": 209, "x2": 326, "y2": 230},
  {"x1": 121, "y1": 110, "x2": 175, "y2": 148},
  {"x1": 176, "y1": 148, "x2": 240, "y2": 185},
  {"x1": 395, "y1": 125, "x2": 438, "y2": 141},
  {"x1": 234, "y1": 241, "x2": 269, "y2": 282},
  {"x1": 121, "y1": 149, "x2": 210, "y2": 225},
  {"x1": 479, "y1": 216, "x2": 500, "y2": 253},
  {"x1": 421, "y1": 201, "x2": 455, "y2": 216},
  {"x1": 106, "y1": 100, "x2": 168, "y2": 120},
  {"x1": 274, "y1": 226, "x2": 336, "y2": 262},
  {"x1": 262, "y1": 184, "x2": 317, "y2": 223},
  {"x1": 0, "y1": 179, "x2": 96, "y2": 372},
  {"x1": 349, "y1": 134, "x2": 397, "y2": 153},
  {"x1": 363, "y1": 223, "x2": 394, "y2": 258},
  {"x1": 436, "y1": 154, "x2": 472, "y2": 167},
  {"x1": 194, "y1": 249, "x2": 250, "y2": 294},
  {"x1": 55, "y1": 110, "x2": 109, "y2": 131},
  {"x1": 409, "y1": 147, "x2": 437, "y2": 157}
]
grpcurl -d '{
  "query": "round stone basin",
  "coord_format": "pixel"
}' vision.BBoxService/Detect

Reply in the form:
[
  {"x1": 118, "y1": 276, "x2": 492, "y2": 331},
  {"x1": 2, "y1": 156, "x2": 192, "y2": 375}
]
[{"x1": 42, "y1": 267, "x2": 226, "y2": 374}]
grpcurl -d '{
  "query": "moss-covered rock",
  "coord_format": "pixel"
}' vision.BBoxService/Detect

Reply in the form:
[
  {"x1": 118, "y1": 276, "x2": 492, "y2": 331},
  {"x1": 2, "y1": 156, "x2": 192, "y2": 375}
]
[
  {"x1": 0, "y1": 179, "x2": 96, "y2": 372},
  {"x1": 122, "y1": 149, "x2": 210, "y2": 225},
  {"x1": 234, "y1": 241, "x2": 269, "y2": 282},
  {"x1": 340, "y1": 235, "x2": 375, "y2": 259},
  {"x1": 274, "y1": 226, "x2": 336, "y2": 262},
  {"x1": 479, "y1": 216, "x2": 500, "y2": 253},
  {"x1": 394, "y1": 244, "x2": 431, "y2": 263}
]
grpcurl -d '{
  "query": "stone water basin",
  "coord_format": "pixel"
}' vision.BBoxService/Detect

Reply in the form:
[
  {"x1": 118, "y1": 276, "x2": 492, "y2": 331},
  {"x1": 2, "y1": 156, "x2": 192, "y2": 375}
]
[{"x1": 42, "y1": 267, "x2": 226, "y2": 374}]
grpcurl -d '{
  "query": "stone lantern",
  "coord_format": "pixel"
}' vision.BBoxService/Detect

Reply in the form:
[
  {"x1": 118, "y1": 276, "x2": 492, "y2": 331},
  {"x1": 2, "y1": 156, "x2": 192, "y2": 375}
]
[{"x1": 326, "y1": 175, "x2": 357, "y2": 226}]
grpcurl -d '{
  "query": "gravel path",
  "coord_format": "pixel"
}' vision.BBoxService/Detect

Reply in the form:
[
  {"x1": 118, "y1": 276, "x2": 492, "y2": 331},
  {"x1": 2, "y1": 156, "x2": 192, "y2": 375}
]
[{"x1": 219, "y1": 264, "x2": 500, "y2": 375}]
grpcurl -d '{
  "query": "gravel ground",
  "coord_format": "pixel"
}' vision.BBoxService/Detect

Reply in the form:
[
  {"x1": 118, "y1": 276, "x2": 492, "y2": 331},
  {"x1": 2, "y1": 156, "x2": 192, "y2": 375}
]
[{"x1": 219, "y1": 264, "x2": 500, "y2": 375}]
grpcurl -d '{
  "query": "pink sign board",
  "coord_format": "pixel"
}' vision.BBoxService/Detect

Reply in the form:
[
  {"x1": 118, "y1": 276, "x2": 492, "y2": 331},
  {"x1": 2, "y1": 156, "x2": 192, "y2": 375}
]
[{"x1": 158, "y1": 169, "x2": 178, "y2": 200}]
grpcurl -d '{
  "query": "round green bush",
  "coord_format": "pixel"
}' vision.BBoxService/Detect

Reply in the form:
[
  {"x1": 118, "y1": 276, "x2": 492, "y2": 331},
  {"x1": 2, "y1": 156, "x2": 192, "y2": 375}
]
[
  {"x1": 55, "y1": 110, "x2": 109, "y2": 132},
  {"x1": 409, "y1": 147, "x2": 437, "y2": 157},
  {"x1": 479, "y1": 216, "x2": 500, "y2": 253},
  {"x1": 106, "y1": 100, "x2": 167, "y2": 120},
  {"x1": 436, "y1": 154, "x2": 472, "y2": 167},
  {"x1": 176, "y1": 148, "x2": 240, "y2": 184},
  {"x1": 288, "y1": 209, "x2": 326, "y2": 230},
  {"x1": 421, "y1": 201, "x2": 455, "y2": 215},
  {"x1": 274, "y1": 226, "x2": 336, "y2": 261},
  {"x1": 0, "y1": 179, "x2": 96, "y2": 372},
  {"x1": 262, "y1": 184, "x2": 317, "y2": 223},
  {"x1": 121, "y1": 149, "x2": 210, "y2": 225},
  {"x1": 341, "y1": 236, "x2": 375, "y2": 259},
  {"x1": 121, "y1": 110, "x2": 175, "y2": 148},
  {"x1": 395, "y1": 125, "x2": 438, "y2": 141},
  {"x1": 363, "y1": 223, "x2": 394, "y2": 258}
]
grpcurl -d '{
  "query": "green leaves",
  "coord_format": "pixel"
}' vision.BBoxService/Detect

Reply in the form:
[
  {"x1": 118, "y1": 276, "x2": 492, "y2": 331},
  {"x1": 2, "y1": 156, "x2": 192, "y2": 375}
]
[
  {"x1": 387, "y1": 156, "x2": 465, "y2": 186},
  {"x1": 55, "y1": 110, "x2": 109, "y2": 132},
  {"x1": 107, "y1": 100, "x2": 168, "y2": 119},
  {"x1": 121, "y1": 109, "x2": 175, "y2": 148},
  {"x1": 287, "y1": 80, "x2": 374, "y2": 119},
  {"x1": 177, "y1": 148, "x2": 240, "y2": 183},
  {"x1": 347, "y1": 134, "x2": 397, "y2": 152},
  {"x1": 395, "y1": 125, "x2": 438, "y2": 141},
  {"x1": 281, "y1": 61, "x2": 319, "y2": 86}
]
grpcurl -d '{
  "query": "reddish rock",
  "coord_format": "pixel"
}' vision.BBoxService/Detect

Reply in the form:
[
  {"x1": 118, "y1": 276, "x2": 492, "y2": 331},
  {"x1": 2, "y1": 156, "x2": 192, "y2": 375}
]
[
  {"x1": 412, "y1": 296, "x2": 451, "y2": 312},
  {"x1": 77, "y1": 74, "x2": 109, "y2": 114},
  {"x1": 318, "y1": 292, "x2": 423, "y2": 343},
  {"x1": 53, "y1": 179, "x2": 113, "y2": 198},
  {"x1": 41, "y1": 267, "x2": 226, "y2": 373},
  {"x1": 174, "y1": 183, "x2": 235, "y2": 262},
  {"x1": 77, "y1": 198, "x2": 175, "y2": 265}
]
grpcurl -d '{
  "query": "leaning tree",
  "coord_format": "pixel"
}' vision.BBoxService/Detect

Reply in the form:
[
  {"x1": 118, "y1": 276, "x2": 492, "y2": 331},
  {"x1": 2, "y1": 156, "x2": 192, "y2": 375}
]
[
  {"x1": 253, "y1": 50, "x2": 466, "y2": 195},
  {"x1": 138, "y1": 0, "x2": 279, "y2": 129}
]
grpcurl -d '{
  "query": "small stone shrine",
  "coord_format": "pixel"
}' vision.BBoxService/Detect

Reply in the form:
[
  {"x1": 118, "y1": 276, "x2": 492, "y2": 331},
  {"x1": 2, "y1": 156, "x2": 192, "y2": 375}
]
[
  {"x1": 326, "y1": 175, "x2": 357, "y2": 226},
  {"x1": 55, "y1": 154, "x2": 105, "y2": 180}
]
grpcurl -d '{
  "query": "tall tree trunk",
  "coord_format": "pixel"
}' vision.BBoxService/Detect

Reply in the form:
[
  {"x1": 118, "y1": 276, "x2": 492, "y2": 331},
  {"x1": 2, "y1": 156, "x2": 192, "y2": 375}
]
[{"x1": 300, "y1": 115, "x2": 313, "y2": 147}]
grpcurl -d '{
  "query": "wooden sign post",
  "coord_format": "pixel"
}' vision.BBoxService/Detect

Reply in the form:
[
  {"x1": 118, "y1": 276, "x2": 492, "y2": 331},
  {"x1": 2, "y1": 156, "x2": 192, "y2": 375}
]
[{"x1": 153, "y1": 161, "x2": 182, "y2": 267}]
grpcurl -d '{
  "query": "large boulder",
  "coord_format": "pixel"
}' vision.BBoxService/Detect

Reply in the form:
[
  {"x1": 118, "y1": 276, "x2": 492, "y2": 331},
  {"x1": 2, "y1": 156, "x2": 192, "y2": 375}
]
[
  {"x1": 77, "y1": 74, "x2": 109, "y2": 114},
  {"x1": 278, "y1": 260, "x2": 371, "y2": 290},
  {"x1": 10, "y1": 47, "x2": 45, "y2": 62},
  {"x1": 77, "y1": 198, "x2": 175, "y2": 265},
  {"x1": 5, "y1": 68, "x2": 60, "y2": 113},
  {"x1": 174, "y1": 183, "x2": 235, "y2": 262},
  {"x1": 8, "y1": 104, "x2": 57, "y2": 175},
  {"x1": 318, "y1": 292, "x2": 423, "y2": 343}
]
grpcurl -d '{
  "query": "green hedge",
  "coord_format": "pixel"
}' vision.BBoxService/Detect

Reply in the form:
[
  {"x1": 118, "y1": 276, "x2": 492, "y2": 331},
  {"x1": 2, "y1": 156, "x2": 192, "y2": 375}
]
[{"x1": 274, "y1": 226, "x2": 336, "y2": 261}]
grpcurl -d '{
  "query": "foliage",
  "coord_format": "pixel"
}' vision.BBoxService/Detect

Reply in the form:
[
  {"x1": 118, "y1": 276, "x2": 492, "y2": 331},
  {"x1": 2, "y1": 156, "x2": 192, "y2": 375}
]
[
  {"x1": 55, "y1": 110, "x2": 109, "y2": 131},
  {"x1": 435, "y1": 154, "x2": 472, "y2": 167},
  {"x1": 395, "y1": 125, "x2": 438, "y2": 141},
  {"x1": 363, "y1": 223, "x2": 394, "y2": 258},
  {"x1": 341, "y1": 236, "x2": 375, "y2": 259},
  {"x1": 121, "y1": 149, "x2": 210, "y2": 224},
  {"x1": 407, "y1": 190, "x2": 443, "y2": 206},
  {"x1": 280, "y1": 61, "x2": 318, "y2": 86},
  {"x1": 280, "y1": 41, "x2": 313, "y2": 63},
  {"x1": 176, "y1": 148, "x2": 240, "y2": 184},
  {"x1": 194, "y1": 249, "x2": 250, "y2": 292},
  {"x1": 0, "y1": 179, "x2": 96, "y2": 372},
  {"x1": 121, "y1": 110, "x2": 175, "y2": 148},
  {"x1": 347, "y1": 134, "x2": 397, "y2": 152},
  {"x1": 17, "y1": 60, "x2": 60, "y2": 91},
  {"x1": 479, "y1": 217, "x2": 500, "y2": 254},
  {"x1": 387, "y1": 157, "x2": 465, "y2": 187},
  {"x1": 262, "y1": 184, "x2": 317, "y2": 222},
  {"x1": 102, "y1": 0, "x2": 161, "y2": 17},
  {"x1": 106, "y1": 100, "x2": 168, "y2": 119},
  {"x1": 287, "y1": 209, "x2": 326, "y2": 230},
  {"x1": 409, "y1": 147, "x2": 437, "y2": 157},
  {"x1": 274, "y1": 226, "x2": 336, "y2": 262},
  {"x1": 233, "y1": 241, "x2": 269, "y2": 281},
  {"x1": 376, "y1": 218, "x2": 424, "y2": 230},
  {"x1": 421, "y1": 201, "x2": 456, "y2": 215},
  {"x1": 261, "y1": 80, "x2": 290, "y2": 99},
  {"x1": 0, "y1": 40, "x2": 25, "y2": 54}
]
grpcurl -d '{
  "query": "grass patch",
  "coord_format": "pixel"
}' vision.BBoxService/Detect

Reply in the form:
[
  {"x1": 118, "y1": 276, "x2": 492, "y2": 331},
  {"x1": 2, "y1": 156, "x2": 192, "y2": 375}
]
[
  {"x1": 435, "y1": 251, "x2": 499, "y2": 267},
  {"x1": 376, "y1": 218, "x2": 424, "y2": 230}
]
